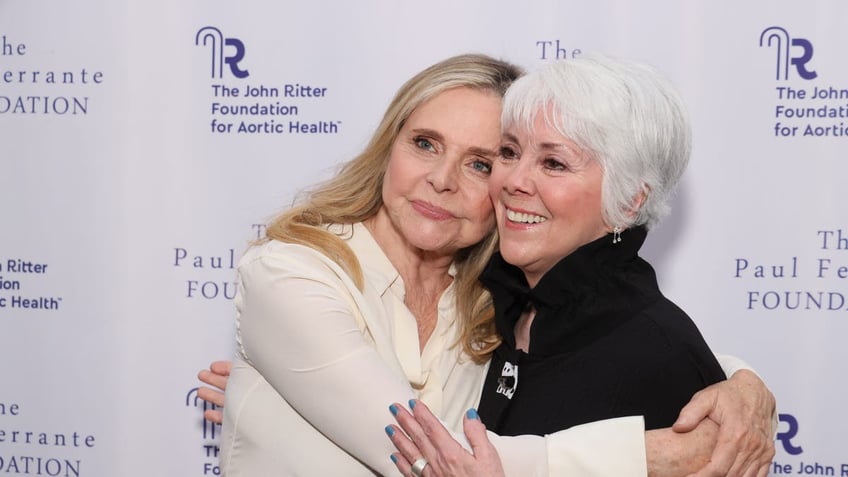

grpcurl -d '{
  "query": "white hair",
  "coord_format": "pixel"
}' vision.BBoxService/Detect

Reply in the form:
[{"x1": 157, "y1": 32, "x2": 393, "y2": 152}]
[{"x1": 501, "y1": 54, "x2": 692, "y2": 229}]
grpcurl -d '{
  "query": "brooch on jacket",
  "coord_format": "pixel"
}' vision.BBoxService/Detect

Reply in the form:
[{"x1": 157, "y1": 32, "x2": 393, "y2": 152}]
[{"x1": 496, "y1": 361, "x2": 518, "y2": 399}]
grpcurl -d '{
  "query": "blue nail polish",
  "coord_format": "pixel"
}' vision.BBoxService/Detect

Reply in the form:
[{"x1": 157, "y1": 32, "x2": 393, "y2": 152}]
[
  {"x1": 408, "y1": 399, "x2": 416, "y2": 410},
  {"x1": 385, "y1": 425, "x2": 395, "y2": 437},
  {"x1": 391, "y1": 454, "x2": 398, "y2": 464},
  {"x1": 466, "y1": 408, "x2": 479, "y2": 420},
  {"x1": 389, "y1": 404, "x2": 399, "y2": 416}
]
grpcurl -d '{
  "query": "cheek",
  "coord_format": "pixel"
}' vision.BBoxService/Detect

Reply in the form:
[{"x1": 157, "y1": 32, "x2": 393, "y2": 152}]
[
  {"x1": 488, "y1": 167, "x2": 507, "y2": 200},
  {"x1": 382, "y1": 153, "x2": 410, "y2": 199},
  {"x1": 472, "y1": 191, "x2": 496, "y2": 231},
  {"x1": 465, "y1": 181, "x2": 494, "y2": 219}
]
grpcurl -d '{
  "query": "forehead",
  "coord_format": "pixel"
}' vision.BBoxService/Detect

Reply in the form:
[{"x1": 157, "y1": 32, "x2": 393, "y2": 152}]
[
  {"x1": 406, "y1": 87, "x2": 501, "y2": 128},
  {"x1": 504, "y1": 112, "x2": 581, "y2": 152}
]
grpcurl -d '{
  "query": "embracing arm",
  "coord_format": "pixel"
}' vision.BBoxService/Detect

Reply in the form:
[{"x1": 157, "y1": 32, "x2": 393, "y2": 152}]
[
  {"x1": 234, "y1": 245, "x2": 420, "y2": 476},
  {"x1": 526, "y1": 356, "x2": 774, "y2": 476},
  {"x1": 387, "y1": 359, "x2": 774, "y2": 477},
  {"x1": 389, "y1": 401, "x2": 646, "y2": 477},
  {"x1": 665, "y1": 356, "x2": 776, "y2": 477}
]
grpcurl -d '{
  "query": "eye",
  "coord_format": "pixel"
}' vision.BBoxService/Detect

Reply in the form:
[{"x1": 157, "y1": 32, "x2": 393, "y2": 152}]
[
  {"x1": 499, "y1": 145, "x2": 519, "y2": 161},
  {"x1": 469, "y1": 157, "x2": 492, "y2": 175},
  {"x1": 414, "y1": 137, "x2": 436, "y2": 152},
  {"x1": 543, "y1": 158, "x2": 569, "y2": 171}
]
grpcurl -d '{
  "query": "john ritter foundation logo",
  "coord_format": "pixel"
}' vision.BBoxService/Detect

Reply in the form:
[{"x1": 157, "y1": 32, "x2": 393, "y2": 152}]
[
  {"x1": 192, "y1": 26, "x2": 341, "y2": 136},
  {"x1": 195, "y1": 26, "x2": 249, "y2": 79},
  {"x1": 759, "y1": 26, "x2": 817, "y2": 81},
  {"x1": 758, "y1": 26, "x2": 848, "y2": 139}
]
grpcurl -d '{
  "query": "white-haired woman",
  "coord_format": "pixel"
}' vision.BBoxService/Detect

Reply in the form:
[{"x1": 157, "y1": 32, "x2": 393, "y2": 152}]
[{"x1": 387, "y1": 55, "x2": 775, "y2": 477}]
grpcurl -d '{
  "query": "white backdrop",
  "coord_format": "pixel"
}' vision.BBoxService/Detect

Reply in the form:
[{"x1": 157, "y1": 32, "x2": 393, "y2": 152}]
[{"x1": 1, "y1": 1, "x2": 846, "y2": 475}]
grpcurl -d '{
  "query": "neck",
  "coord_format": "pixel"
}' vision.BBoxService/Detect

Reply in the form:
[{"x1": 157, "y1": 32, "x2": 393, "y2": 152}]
[
  {"x1": 364, "y1": 210, "x2": 455, "y2": 285},
  {"x1": 514, "y1": 305, "x2": 536, "y2": 353},
  {"x1": 364, "y1": 211, "x2": 455, "y2": 352}
]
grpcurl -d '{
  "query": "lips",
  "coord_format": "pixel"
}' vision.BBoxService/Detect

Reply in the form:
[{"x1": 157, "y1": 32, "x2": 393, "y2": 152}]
[{"x1": 411, "y1": 200, "x2": 456, "y2": 220}]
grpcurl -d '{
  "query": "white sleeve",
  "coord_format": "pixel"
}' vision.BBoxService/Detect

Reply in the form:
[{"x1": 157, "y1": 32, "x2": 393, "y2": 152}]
[
  {"x1": 715, "y1": 353, "x2": 754, "y2": 378},
  {"x1": 237, "y1": 247, "x2": 415, "y2": 476},
  {"x1": 485, "y1": 416, "x2": 647, "y2": 477}
]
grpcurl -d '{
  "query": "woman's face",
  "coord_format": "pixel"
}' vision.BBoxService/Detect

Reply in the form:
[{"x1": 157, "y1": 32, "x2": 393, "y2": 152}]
[
  {"x1": 491, "y1": 112, "x2": 609, "y2": 287},
  {"x1": 378, "y1": 87, "x2": 501, "y2": 257}
]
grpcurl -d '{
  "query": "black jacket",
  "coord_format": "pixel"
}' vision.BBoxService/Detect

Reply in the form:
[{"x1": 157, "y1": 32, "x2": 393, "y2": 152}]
[{"x1": 478, "y1": 226, "x2": 725, "y2": 435}]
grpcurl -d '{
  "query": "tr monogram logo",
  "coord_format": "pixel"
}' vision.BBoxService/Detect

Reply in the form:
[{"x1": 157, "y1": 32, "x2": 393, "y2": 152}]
[
  {"x1": 776, "y1": 413, "x2": 804, "y2": 455},
  {"x1": 186, "y1": 387, "x2": 221, "y2": 440},
  {"x1": 759, "y1": 26, "x2": 817, "y2": 81},
  {"x1": 195, "y1": 26, "x2": 250, "y2": 79}
]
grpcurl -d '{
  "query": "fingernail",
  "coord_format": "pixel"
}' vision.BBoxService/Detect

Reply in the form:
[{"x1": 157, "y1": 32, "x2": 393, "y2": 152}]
[
  {"x1": 389, "y1": 404, "x2": 399, "y2": 416},
  {"x1": 408, "y1": 399, "x2": 416, "y2": 410},
  {"x1": 466, "y1": 408, "x2": 479, "y2": 420},
  {"x1": 385, "y1": 425, "x2": 395, "y2": 437},
  {"x1": 390, "y1": 454, "x2": 398, "y2": 464}
]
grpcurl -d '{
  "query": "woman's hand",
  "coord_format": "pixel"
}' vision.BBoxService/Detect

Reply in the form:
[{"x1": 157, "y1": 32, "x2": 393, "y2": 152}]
[
  {"x1": 386, "y1": 400, "x2": 505, "y2": 477},
  {"x1": 196, "y1": 360, "x2": 232, "y2": 424},
  {"x1": 672, "y1": 369, "x2": 776, "y2": 477}
]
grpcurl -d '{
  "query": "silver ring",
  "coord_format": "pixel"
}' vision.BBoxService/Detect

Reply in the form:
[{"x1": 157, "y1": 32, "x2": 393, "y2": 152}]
[{"x1": 410, "y1": 457, "x2": 428, "y2": 477}]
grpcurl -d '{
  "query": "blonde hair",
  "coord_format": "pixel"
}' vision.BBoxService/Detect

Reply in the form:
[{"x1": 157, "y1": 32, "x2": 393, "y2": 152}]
[{"x1": 263, "y1": 54, "x2": 522, "y2": 363}]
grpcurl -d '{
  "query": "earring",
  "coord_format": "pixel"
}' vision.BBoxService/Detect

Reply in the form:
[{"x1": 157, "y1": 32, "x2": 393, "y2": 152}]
[{"x1": 612, "y1": 226, "x2": 622, "y2": 244}]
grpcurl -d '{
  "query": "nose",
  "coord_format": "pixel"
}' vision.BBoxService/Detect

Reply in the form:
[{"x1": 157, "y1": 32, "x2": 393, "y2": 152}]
[
  {"x1": 501, "y1": 158, "x2": 533, "y2": 196},
  {"x1": 426, "y1": 155, "x2": 459, "y2": 193}
]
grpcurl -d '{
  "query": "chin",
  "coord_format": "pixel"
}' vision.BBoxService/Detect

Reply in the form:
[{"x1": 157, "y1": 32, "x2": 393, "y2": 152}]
[
  {"x1": 499, "y1": 248, "x2": 528, "y2": 267},
  {"x1": 408, "y1": 234, "x2": 454, "y2": 253}
]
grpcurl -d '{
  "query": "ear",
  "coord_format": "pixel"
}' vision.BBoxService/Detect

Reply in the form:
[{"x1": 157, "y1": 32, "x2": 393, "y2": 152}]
[
  {"x1": 605, "y1": 185, "x2": 649, "y2": 233},
  {"x1": 628, "y1": 185, "x2": 649, "y2": 217},
  {"x1": 604, "y1": 184, "x2": 651, "y2": 233}
]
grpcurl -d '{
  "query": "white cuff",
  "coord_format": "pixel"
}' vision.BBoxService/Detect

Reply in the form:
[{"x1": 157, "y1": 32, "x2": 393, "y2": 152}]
[{"x1": 546, "y1": 415, "x2": 647, "y2": 477}]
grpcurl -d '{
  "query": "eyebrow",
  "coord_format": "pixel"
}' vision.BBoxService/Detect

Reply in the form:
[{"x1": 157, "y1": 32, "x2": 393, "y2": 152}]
[
  {"x1": 502, "y1": 132, "x2": 578, "y2": 154},
  {"x1": 411, "y1": 128, "x2": 499, "y2": 158},
  {"x1": 538, "y1": 142, "x2": 571, "y2": 151}
]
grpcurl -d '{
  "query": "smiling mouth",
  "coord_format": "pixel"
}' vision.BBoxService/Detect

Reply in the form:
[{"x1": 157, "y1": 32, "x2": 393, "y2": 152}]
[{"x1": 506, "y1": 208, "x2": 547, "y2": 224}]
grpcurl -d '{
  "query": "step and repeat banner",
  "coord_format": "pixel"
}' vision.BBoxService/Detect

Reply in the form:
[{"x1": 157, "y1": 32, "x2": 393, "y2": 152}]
[{"x1": 1, "y1": 1, "x2": 845, "y2": 475}]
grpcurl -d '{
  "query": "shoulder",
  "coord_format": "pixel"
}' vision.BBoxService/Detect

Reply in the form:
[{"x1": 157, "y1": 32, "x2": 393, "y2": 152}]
[
  {"x1": 601, "y1": 295, "x2": 713, "y2": 365},
  {"x1": 639, "y1": 296, "x2": 707, "y2": 345},
  {"x1": 238, "y1": 239, "x2": 358, "y2": 292}
]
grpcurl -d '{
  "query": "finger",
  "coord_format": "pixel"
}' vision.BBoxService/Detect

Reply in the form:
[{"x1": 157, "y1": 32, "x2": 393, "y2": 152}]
[
  {"x1": 390, "y1": 449, "x2": 413, "y2": 477},
  {"x1": 727, "y1": 436, "x2": 772, "y2": 477},
  {"x1": 203, "y1": 409, "x2": 224, "y2": 425},
  {"x1": 411, "y1": 400, "x2": 466, "y2": 457},
  {"x1": 387, "y1": 424, "x2": 436, "y2": 477},
  {"x1": 702, "y1": 430, "x2": 744, "y2": 477},
  {"x1": 462, "y1": 409, "x2": 493, "y2": 456},
  {"x1": 390, "y1": 403, "x2": 442, "y2": 475},
  {"x1": 196, "y1": 386, "x2": 226, "y2": 407},
  {"x1": 673, "y1": 387, "x2": 718, "y2": 432},
  {"x1": 198, "y1": 369, "x2": 229, "y2": 391},
  {"x1": 718, "y1": 419, "x2": 776, "y2": 477},
  {"x1": 210, "y1": 360, "x2": 232, "y2": 377},
  {"x1": 695, "y1": 424, "x2": 760, "y2": 477}
]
